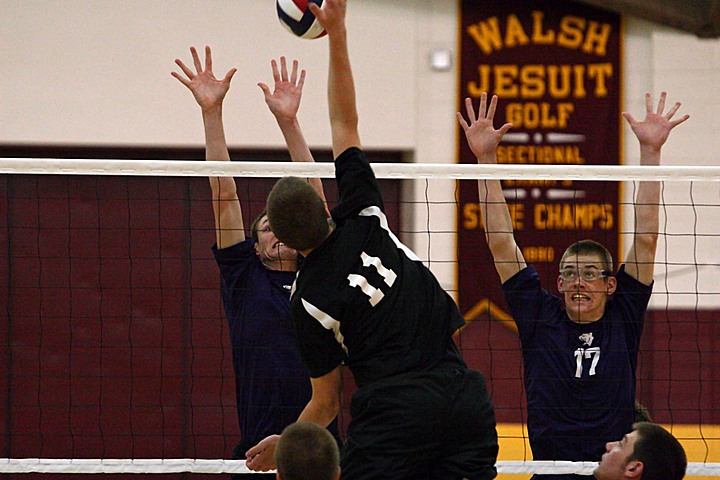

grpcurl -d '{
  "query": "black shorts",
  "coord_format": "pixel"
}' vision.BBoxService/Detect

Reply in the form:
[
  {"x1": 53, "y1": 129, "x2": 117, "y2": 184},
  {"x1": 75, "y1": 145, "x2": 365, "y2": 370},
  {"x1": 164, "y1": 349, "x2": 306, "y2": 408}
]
[{"x1": 341, "y1": 368, "x2": 498, "y2": 480}]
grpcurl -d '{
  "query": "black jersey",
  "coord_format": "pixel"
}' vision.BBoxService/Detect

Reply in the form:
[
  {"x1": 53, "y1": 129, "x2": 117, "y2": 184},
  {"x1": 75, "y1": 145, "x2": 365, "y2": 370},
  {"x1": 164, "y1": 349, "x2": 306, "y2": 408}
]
[{"x1": 290, "y1": 147, "x2": 466, "y2": 387}]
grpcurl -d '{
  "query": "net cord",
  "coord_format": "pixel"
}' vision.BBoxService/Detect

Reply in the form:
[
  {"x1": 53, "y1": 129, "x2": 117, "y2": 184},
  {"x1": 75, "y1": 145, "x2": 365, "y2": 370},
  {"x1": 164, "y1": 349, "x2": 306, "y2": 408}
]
[
  {"x1": 1, "y1": 158, "x2": 720, "y2": 181},
  {"x1": 0, "y1": 459, "x2": 717, "y2": 475}
]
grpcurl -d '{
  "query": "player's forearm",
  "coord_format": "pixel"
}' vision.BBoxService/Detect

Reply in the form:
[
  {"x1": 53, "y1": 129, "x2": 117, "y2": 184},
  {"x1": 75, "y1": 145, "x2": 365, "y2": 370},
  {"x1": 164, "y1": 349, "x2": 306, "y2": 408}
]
[
  {"x1": 633, "y1": 181, "x2": 660, "y2": 248},
  {"x1": 479, "y1": 180, "x2": 517, "y2": 251},
  {"x1": 202, "y1": 107, "x2": 236, "y2": 198},
  {"x1": 277, "y1": 117, "x2": 313, "y2": 164},
  {"x1": 277, "y1": 117, "x2": 327, "y2": 204},
  {"x1": 634, "y1": 144, "x2": 661, "y2": 242},
  {"x1": 327, "y1": 25, "x2": 359, "y2": 150},
  {"x1": 478, "y1": 178, "x2": 526, "y2": 281},
  {"x1": 296, "y1": 397, "x2": 340, "y2": 428},
  {"x1": 202, "y1": 107, "x2": 231, "y2": 163}
]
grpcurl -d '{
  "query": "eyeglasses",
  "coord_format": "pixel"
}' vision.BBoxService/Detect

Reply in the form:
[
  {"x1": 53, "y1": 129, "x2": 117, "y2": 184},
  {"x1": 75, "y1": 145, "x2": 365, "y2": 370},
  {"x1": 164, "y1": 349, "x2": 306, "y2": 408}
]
[{"x1": 559, "y1": 267, "x2": 610, "y2": 282}]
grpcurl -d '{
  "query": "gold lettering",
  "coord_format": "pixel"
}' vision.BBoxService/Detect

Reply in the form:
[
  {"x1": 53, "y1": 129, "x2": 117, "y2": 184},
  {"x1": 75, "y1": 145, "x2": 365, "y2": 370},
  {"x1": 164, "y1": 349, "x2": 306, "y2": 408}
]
[
  {"x1": 573, "y1": 64, "x2": 587, "y2": 98},
  {"x1": 534, "y1": 203, "x2": 614, "y2": 230},
  {"x1": 495, "y1": 65, "x2": 519, "y2": 97},
  {"x1": 467, "y1": 13, "x2": 613, "y2": 57},
  {"x1": 505, "y1": 14, "x2": 530, "y2": 48},
  {"x1": 520, "y1": 65, "x2": 545, "y2": 98},
  {"x1": 547, "y1": 65, "x2": 572, "y2": 98},
  {"x1": 531, "y1": 11, "x2": 555, "y2": 44},
  {"x1": 510, "y1": 203, "x2": 525, "y2": 230},
  {"x1": 497, "y1": 145, "x2": 585, "y2": 164},
  {"x1": 468, "y1": 65, "x2": 491, "y2": 97},
  {"x1": 557, "y1": 103, "x2": 574, "y2": 127},
  {"x1": 505, "y1": 102, "x2": 575, "y2": 129},
  {"x1": 467, "y1": 17, "x2": 503, "y2": 55},
  {"x1": 522, "y1": 246, "x2": 556, "y2": 262},
  {"x1": 462, "y1": 203, "x2": 525, "y2": 230},
  {"x1": 504, "y1": 179, "x2": 558, "y2": 187},
  {"x1": 582, "y1": 21, "x2": 612, "y2": 55},
  {"x1": 463, "y1": 203, "x2": 480, "y2": 230},
  {"x1": 587, "y1": 63, "x2": 613, "y2": 96},
  {"x1": 471, "y1": 64, "x2": 612, "y2": 100},
  {"x1": 557, "y1": 16, "x2": 585, "y2": 49}
]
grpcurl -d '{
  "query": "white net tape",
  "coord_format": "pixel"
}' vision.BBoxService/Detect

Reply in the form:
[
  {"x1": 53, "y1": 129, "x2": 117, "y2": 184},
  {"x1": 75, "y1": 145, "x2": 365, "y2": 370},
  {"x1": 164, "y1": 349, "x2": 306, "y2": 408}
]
[
  {"x1": 2, "y1": 157, "x2": 720, "y2": 181},
  {"x1": 1, "y1": 458, "x2": 718, "y2": 475}
]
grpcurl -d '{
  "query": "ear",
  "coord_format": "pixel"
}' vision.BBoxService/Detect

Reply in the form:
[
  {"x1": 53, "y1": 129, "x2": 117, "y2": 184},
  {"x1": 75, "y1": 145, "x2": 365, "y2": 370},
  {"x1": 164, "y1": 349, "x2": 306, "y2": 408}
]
[
  {"x1": 606, "y1": 275, "x2": 617, "y2": 295},
  {"x1": 254, "y1": 241, "x2": 261, "y2": 257},
  {"x1": 335, "y1": 466, "x2": 341, "y2": 480},
  {"x1": 557, "y1": 275, "x2": 564, "y2": 293},
  {"x1": 625, "y1": 460, "x2": 643, "y2": 479}
]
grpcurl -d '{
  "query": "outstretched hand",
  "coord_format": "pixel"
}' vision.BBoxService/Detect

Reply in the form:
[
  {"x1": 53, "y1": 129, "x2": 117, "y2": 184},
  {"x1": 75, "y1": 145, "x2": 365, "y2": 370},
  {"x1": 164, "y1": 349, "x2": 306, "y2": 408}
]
[
  {"x1": 258, "y1": 57, "x2": 306, "y2": 124},
  {"x1": 245, "y1": 434, "x2": 280, "y2": 472},
  {"x1": 622, "y1": 92, "x2": 689, "y2": 159},
  {"x1": 172, "y1": 45, "x2": 237, "y2": 113},
  {"x1": 308, "y1": 0, "x2": 346, "y2": 35},
  {"x1": 456, "y1": 92, "x2": 513, "y2": 163}
]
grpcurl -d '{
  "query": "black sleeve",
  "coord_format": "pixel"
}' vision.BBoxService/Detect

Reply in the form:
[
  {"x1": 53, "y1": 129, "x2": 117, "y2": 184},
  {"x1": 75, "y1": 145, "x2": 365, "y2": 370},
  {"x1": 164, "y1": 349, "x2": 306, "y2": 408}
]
[{"x1": 330, "y1": 147, "x2": 384, "y2": 224}]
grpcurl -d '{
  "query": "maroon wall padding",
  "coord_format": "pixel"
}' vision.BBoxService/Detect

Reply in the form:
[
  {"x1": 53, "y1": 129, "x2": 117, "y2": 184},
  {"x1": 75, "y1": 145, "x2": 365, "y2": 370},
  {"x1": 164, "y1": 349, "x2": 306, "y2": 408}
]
[{"x1": 1, "y1": 168, "x2": 401, "y2": 480}]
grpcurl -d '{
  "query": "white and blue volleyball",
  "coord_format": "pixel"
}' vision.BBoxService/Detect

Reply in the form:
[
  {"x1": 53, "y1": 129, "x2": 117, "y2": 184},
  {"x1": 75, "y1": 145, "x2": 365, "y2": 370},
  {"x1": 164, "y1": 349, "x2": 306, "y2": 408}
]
[{"x1": 277, "y1": 0, "x2": 326, "y2": 39}]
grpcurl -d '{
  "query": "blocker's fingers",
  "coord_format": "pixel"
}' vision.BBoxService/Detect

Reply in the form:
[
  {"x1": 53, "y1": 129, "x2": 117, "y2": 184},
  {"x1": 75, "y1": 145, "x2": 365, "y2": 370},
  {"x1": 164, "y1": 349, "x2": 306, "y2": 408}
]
[
  {"x1": 280, "y1": 56, "x2": 289, "y2": 82},
  {"x1": 465, "y1": 97, "x2": 477, "y2": 123},
  {"x1": 271, "y1": 58, "x2": 281, "y2": 83},
  {"x1": 487, "y1": 94, "x2": 499, "y2": 120},
  {"x1": 656, "y1": 91, "x2": 667, "y2": 115},
  {"x1": 478, "y1": 92, "x2": 488, "y2": 119},
  {"x1": 190, "y1": 46, "x2": 202, "y2": 73}
]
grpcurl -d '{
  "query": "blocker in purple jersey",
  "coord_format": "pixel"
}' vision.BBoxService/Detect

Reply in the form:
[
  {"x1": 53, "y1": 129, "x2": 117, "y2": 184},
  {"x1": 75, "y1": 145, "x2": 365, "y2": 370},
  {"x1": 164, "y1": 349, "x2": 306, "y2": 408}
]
[{"x1": 276, "y1": 0, "x2": 327, "y2": 39}]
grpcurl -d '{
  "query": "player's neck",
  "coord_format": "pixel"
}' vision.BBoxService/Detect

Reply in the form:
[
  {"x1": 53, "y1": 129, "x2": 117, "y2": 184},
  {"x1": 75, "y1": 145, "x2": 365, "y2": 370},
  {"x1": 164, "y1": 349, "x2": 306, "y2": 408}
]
[
  {"x1": 300, "y1": 225, "x2": 335, "y2": 258},
  {"x1": 263, "y1": 258, "x2": 297, "y2": 272}
]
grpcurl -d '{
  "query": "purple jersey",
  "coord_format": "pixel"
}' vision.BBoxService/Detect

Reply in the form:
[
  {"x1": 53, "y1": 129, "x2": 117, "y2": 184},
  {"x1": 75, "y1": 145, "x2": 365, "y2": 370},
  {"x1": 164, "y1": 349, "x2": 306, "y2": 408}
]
[
  {"x1": 214, "y1": 240, "x2": 323, "y2": 445},
  {"x1": 502, "y1": 264, "x2": 651, "y2": 466}
]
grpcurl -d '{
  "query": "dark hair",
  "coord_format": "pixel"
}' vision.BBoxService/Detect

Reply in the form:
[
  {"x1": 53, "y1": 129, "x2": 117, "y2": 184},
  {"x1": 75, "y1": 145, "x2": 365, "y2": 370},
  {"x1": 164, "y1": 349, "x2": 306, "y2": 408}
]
[
  {"x1": 560, "y1": 239, "x2": 614, "y2": 272},
  {"x1": 267, "y1": 177, "x2": 329, "y2": 251},
  {"x1": 629, "y1": 422, "x2": 687, "y2": 480},
  {"x1": 276, "y1": 422, "x2": 339, "y2": 480},
  {"x1": 634, "y1": 401, "x2": 653, "y2": 423},
  {"x1": 250, "y1": 209, "x2": 268, "y2": 243}
]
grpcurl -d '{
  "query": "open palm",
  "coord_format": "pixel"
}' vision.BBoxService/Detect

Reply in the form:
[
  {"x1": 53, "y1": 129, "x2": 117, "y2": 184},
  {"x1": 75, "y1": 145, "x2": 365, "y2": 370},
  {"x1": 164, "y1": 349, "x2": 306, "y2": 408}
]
[{"x1": 172, "y1": 46, "x2": 236, "y2": 112}]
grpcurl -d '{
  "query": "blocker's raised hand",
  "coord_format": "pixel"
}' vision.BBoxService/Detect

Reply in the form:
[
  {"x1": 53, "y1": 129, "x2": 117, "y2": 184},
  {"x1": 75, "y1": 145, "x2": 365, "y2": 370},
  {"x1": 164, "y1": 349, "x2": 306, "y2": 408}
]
[
  {"x1": 622, "y1": 91, "x2": 689, "y2": 160},
  {"x1": 172, "y1": 45, "x2": 237, "y2": 113},
  {"x1": 457, "y1": 92, "x2": 513, "y2": 163}
]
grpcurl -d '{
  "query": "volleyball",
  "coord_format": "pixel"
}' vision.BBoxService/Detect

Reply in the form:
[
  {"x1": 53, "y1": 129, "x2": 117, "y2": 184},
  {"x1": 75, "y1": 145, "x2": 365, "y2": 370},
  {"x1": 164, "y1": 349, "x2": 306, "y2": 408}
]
[{"x1": 276, "y1": 0, "x2": 326, "y2": 39}]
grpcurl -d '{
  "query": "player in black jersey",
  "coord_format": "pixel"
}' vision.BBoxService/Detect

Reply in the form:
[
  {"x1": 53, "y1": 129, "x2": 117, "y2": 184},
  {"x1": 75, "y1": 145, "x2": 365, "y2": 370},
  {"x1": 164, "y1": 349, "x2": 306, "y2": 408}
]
[{"x1": 245, "y1": 1, "x2": 498, "y2": 479}]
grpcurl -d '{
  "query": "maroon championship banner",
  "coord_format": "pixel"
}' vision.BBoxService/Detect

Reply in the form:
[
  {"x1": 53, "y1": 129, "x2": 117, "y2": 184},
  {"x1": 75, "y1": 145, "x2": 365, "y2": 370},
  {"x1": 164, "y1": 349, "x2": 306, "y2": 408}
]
[{"x1": 457, "y1": 0, "x2": 622, "y2": 326}]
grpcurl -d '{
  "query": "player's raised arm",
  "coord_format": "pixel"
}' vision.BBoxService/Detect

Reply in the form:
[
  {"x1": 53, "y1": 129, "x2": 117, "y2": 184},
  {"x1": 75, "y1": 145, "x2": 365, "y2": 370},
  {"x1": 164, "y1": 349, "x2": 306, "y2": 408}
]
[
  {"x1": 622, "y1": 92, "x2": 688, "y2": 285},
  {"x1": 457, "y1": 93, "x2": 525, "y2": 283},
  {"x1": 309, "y1": 0, "x2": 360, "y2": 158},
  {"x1": 258, "y1": 56, "x2": 328, "y2": 210},
  {"x1": 172, "y1": 45, "x2": 243, "y2": 249}
]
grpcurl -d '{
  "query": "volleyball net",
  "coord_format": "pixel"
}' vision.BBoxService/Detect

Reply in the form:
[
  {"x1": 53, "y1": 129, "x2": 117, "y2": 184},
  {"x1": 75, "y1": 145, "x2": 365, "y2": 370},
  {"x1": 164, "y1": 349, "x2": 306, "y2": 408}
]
[{"x1": 1, "y1": 158, "x2": 719, "y2": 477}]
